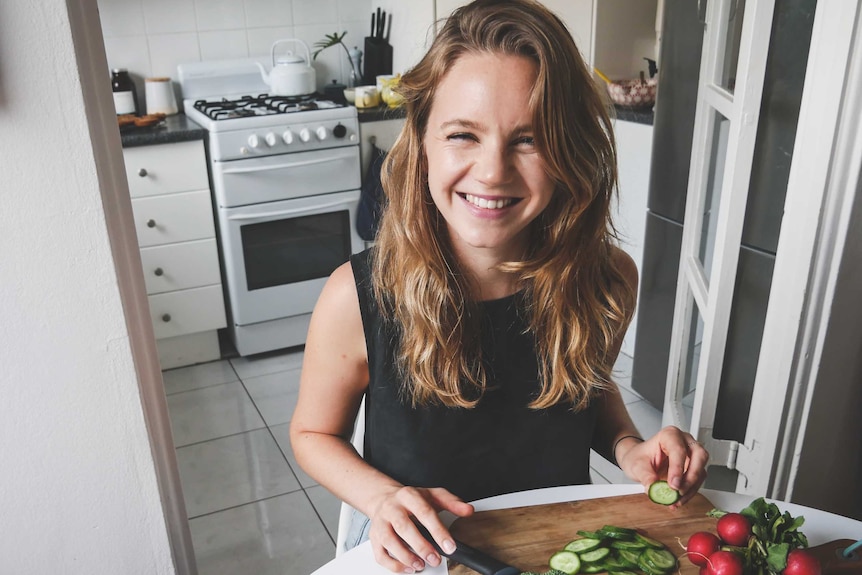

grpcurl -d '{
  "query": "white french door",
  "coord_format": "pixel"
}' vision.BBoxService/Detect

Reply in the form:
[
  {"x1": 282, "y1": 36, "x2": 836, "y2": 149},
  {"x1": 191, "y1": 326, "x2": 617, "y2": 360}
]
[{"x1": 663, "y1": 0, "x2": 861, "y2": 497}]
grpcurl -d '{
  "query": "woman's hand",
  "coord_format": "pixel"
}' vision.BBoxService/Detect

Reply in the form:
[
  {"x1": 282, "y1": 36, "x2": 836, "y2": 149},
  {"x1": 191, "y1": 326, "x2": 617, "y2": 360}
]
[
  {"x1": 367, "y1": 485, "x2": 474, "y2": 573},
  {"x1": 616, "y1": 426, "x2": 709, "y2": 509}
]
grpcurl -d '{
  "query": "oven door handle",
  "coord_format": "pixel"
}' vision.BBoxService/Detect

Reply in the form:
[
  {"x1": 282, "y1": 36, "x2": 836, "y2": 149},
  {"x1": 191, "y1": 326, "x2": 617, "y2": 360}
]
[
  {"x1": 219, "y1": 151, "x2": 355, "y2": 175},
  {"x1": 227, "y1": 198, "x2": 354, "y2": 221}
]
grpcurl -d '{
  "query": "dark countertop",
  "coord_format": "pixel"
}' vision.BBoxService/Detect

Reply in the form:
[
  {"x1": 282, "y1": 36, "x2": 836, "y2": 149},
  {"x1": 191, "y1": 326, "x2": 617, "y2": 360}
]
[
  {"x1": 613, "y1": 105, "x2": 654, "y2": 126},
  {"x1": 120, "y1": 114, "x2": 206, "y2": 148},
  {"x1": 356, "y1": 105, "x2": 406, "y2": 123},
  {"x1": 356, "y1": 103, "x2": 652, "y2": 126}
]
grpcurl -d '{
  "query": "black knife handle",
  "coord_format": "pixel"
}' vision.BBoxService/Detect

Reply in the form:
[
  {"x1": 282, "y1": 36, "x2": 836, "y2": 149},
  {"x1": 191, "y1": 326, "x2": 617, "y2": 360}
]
[{"x1": 414, "y1": 523, "x2": 520, "y2": 575}]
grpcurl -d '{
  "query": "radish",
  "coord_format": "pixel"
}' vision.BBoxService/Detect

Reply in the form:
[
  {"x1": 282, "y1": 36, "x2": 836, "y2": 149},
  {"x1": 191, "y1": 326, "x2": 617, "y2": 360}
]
[
  {"x1": 704, "y1": 550, "x2": 744, "y2": 575},
  {"x1": 784, "y1": 549, "x2": 821, "y2": 575},
  {"x1": 686, "y1": 531, "x2": 721, "y2": 566},
  {"x1": 716, "y1": 512, "x2": 753, "y2": 546}
]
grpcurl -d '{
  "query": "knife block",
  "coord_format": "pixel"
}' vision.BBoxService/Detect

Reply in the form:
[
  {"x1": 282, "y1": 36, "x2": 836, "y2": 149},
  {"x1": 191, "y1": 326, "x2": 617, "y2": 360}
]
[{"x1": 363, "y1": 37, "x2": 392, "y2": 86}]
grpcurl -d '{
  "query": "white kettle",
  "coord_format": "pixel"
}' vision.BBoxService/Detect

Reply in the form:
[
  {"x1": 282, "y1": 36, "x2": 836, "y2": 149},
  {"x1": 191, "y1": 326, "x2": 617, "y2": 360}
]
[{"x1": 256, "y1": 39, "x2": 316, "y2": 97}]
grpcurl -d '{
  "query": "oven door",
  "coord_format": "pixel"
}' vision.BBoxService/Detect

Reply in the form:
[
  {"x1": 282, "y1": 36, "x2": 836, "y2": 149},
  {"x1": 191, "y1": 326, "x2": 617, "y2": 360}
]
[{"x1": 218, "y1": 189, "x2": 363, "y2": 326}]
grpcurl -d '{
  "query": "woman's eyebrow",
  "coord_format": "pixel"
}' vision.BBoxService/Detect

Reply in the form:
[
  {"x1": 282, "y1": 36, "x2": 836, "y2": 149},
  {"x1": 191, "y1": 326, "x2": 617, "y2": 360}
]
[{"x1": 439, "y1": 118, "x2": 484, "y2": 131}]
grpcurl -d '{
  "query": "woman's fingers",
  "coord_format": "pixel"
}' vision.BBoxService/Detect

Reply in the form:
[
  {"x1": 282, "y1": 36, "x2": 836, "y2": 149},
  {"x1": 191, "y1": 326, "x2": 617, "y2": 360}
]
[{"x1": 368, "y1": 486, "x2": 470, "y2": 573}]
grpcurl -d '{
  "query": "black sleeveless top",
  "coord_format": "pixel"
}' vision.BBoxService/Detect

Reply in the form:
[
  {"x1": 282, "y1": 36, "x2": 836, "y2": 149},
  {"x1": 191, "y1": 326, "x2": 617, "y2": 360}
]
[{"x1": 351, "y1": 249, "x2": 597, "y2": 502}]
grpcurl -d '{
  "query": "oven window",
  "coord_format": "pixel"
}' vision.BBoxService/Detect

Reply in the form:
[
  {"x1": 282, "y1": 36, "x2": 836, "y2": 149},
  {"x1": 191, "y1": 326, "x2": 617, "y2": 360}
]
[{"x1": 241, "y1": 211, "x2": 352, "y2": 290}]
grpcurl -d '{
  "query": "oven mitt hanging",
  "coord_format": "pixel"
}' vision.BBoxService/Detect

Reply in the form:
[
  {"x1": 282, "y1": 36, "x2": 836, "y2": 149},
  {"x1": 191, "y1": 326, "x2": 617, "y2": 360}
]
[{"x1": 357, "y1": 143, "x2": 387, "y2": 241}]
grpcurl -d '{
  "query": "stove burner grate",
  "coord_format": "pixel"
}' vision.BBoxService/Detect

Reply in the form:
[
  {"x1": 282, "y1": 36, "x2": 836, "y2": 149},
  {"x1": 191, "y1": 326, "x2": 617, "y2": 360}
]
[{"x1": 194, "y1": 93, "x2": 342, "y2": 120}]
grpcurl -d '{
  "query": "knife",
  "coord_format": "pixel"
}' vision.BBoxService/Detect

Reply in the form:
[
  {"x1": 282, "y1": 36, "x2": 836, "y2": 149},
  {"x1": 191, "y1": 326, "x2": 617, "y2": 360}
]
[
  {"x1": 415, "y1": 523, "x2": 520, "y2": 575},
  {"x1": 370, "y1": 12, "x2": 375, "y2": 37},
  {"x1": 385, "y1": 13, "x2": 391, "y2": 42},
  {"x1": 376, "y1": 7, "x2": 382, "y2": 38},
  {"x1": 379, "y1": 11, "x2": 386, "y2": 39}
]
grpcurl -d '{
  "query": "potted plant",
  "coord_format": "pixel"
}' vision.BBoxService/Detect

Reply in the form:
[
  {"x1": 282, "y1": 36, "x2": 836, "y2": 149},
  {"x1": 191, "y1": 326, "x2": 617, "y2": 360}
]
[{"x1": 313, "y1": 32, "x2": 362, "y2": 87}]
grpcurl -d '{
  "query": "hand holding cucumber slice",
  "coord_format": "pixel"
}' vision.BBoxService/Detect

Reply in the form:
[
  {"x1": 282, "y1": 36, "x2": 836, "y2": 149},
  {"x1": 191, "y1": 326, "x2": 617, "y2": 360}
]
[{"x1": 647, "y1": 480, "x2": 680, "y2": 505}]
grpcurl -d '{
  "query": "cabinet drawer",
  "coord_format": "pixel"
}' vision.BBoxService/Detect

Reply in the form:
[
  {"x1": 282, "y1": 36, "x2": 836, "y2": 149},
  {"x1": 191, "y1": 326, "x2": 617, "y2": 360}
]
[
  {"x1": 124, "y1": 141, "x2": 209, "y2": 198},
  {"x1": 132, "y1": 190, "x2": 215, "y2": 247},
  {"x1": 148, "y1": 285, "x2": 227, "y2": 340},
  {"x1": 140, "y1": 239, "x2": 222, "y2": 295}
]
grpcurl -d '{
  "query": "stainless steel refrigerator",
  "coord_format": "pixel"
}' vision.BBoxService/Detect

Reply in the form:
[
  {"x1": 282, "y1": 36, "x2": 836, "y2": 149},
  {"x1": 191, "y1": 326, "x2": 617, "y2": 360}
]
[{"x1": 630, "y1": 0, "x2": 818, "y2": 445}]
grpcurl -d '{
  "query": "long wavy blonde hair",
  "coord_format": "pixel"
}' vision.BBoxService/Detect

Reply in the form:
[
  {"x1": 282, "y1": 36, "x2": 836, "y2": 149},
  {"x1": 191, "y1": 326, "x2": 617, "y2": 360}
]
[{"x1": 371, "y1": 0, "x2": 635, "y2": 410}]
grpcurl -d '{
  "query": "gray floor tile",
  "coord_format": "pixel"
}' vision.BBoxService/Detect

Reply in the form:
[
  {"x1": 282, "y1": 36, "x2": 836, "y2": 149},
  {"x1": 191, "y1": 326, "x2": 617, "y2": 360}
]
[
  {"x1": 166, "y1": 381, "x2": 265, "y2": 447},
  {"x1": 589, "y1": 449, "x2": 637, "y2": 485},
  {"x1": 190, "y1": 491, "x2": 335, "y2": 575},
  {"x1": 626, "y1": 399, "x2": 664, "y2": 439},
  {"x1": 306, "y1": 485, "x2": 341, "y2": 543},
  {"x1": 162, "y1": 359, "x2": 238, "y2": 395},
  {"x1": 270, "y1": 422, "x2": 318, "y2": 488},
  {"x1": 230, "y1": 348, "x2": 305, "y2": 380},
  {"x1": 243, "y1": 368, "x2": 302, "y2": 427},
  {"x1": 176, "y1": 429, "x2": 301, "y2": 518}
]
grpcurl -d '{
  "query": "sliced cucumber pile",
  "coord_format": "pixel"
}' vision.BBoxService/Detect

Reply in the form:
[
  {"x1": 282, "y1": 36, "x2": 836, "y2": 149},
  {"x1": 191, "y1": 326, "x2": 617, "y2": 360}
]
[{"x1": 540, "y1": 525, "x2": 678, "y2": 575}]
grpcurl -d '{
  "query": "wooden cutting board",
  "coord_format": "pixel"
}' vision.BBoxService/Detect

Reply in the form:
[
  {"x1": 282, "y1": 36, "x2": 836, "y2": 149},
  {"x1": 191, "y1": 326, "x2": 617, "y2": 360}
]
[{"x1": 448, "y1": 492, "x2": 719, "y2": 575}]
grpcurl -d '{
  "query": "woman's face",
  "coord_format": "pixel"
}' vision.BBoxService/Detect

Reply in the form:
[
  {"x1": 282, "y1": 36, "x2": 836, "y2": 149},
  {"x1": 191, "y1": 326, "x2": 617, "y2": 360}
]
[{"x1": 423, "y1": 52, "x2": 555, "y2": 261}]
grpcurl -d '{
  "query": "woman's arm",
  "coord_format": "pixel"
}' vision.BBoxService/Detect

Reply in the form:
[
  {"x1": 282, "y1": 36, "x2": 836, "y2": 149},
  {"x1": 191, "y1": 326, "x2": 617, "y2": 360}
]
[
  {"x1": 289, "y1": 261, "x2": 472, "y2": 573},
  {"x1": 592, "y1": 248, "x2": 709, "y2": 507}
]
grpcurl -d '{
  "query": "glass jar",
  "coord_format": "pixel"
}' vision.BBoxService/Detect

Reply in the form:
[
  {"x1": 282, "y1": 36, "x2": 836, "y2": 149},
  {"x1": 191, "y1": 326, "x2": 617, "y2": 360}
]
[{"x1": 111, "y1": 68, "x2": 138, "y2": 115}]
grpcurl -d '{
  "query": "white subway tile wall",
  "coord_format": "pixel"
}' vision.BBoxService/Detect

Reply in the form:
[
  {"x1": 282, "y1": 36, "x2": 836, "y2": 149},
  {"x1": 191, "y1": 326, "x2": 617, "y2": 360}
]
[{"x1": 97, "y1": 0, "x2": 374, "y2": 107}]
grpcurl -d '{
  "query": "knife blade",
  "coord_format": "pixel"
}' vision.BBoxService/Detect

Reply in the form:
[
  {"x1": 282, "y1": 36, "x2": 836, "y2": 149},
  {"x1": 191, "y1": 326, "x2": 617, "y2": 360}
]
[
  {"x1": 385, "y1": 13, "x2": 391, "y2": 42},
  {"x1": 370, "y1": 12, "x2": 375, "y2": 37},
  {"x1": 415, "y1": 523, "x2": 521, "y2": 575},
  {"x1": 379, "y1": 11, "x2": 386, "y2": 39},
  {"x1": 376, "y1": 7, "x2": 382, "y2": 37}
]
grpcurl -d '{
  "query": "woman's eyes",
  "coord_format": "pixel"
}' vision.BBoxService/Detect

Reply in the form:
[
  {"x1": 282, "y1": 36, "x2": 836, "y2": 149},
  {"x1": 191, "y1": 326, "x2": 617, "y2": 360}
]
[{"x1": 445, "y1": 133, "x2": 536, "y2": 147}]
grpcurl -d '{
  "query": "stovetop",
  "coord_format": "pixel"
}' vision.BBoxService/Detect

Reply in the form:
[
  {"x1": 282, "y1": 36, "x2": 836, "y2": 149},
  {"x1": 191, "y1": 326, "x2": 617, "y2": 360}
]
[{"x1": 192, "y1": 93, "x2": 345, "y2": 121}]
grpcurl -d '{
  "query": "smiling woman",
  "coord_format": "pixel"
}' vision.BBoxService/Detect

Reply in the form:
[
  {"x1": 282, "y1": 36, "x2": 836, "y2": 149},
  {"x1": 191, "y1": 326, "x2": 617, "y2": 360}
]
[{"x1": 289, "y1": 1, "x2": 709, "y2": 573}]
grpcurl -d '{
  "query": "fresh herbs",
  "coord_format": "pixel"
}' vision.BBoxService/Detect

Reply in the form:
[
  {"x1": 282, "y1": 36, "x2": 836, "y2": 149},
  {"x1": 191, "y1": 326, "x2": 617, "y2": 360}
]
[{"x1": 708, "y1": 497, "x2": 808, "y2": 575}]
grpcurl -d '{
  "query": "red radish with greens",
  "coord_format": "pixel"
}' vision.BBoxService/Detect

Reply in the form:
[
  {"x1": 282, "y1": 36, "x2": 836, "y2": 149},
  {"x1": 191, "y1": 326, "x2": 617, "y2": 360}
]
[
  {"x1": 686, "y1": 531, "x2": 721, "y2": 566},
  {"x1": 784, "y1": 549, "x2": 821, "y2": 575},
  {"x1": 704, "y1": 550, "x2": 744, "y2": 575},
  {"x1": 716, "y1": 512, "x2": 753, "y2": 546}
]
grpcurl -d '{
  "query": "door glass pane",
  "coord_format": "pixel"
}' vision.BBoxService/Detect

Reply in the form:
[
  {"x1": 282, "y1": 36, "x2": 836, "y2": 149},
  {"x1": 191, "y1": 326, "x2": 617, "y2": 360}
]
[
  {"x1": 680, "y1": 300, "x2": 705, "y2": 432},
  {"x1": 241, "y1": 210, "x2": 351, "y2": 290},
  {"x1": 698, "y1": 111, "x2": 730, "y2": 284},
  {"x1": 720, "y1": 0, "x2": 747, "y2": 93}
]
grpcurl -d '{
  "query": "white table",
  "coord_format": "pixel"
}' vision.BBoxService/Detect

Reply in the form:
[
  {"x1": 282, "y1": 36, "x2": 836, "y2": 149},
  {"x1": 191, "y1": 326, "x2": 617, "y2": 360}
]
[{"x1": 310, "y1": 484, "x2": 862, "y2": 574}]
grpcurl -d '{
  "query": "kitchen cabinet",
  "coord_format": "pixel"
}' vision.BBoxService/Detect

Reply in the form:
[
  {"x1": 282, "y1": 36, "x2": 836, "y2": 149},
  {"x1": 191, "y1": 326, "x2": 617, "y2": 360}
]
[{"x1": 123, "y1": 140, "x2": 227, "y2": 369}]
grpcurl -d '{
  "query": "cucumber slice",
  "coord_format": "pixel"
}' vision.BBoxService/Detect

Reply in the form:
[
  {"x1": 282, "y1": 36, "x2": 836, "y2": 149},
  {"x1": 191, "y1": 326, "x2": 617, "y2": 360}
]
[
  {"x1": 579, "y1": 563, "x2": 607, "y2": 574},
  {"x1": 577, "y1": 530, "x2": 606, "y2": 540},
  {"x1": 579, "y1": 548, "x2": 611, "y2": 563},
  {"x1": 595, "y1": 528, "x2": 634, "y2": 541},
  {"x1": 647, "y1": 480, "x2": 680, "y2": 505},
  {"x1": 550, "y1": 550, "x2": 582, "y2": 575},
  {"x1": 637, "y1": 554, "x2": 670, "y2": 575},
  {"x1": 564, "y1": 538, "x2": 603, "y2": 553},
  {"x1": 610, "y1": 540, "x2": 646, "y2": 551},
  {"x1": 601, "y1": 556, "x2": 629, "y2": 572},
  {"x1": 601, "y1": 525, "x2": 637, "y2": 536},
  {"x1": 634, "y1": 533, "x2": 666, "y2": 549},
  {"x1": 642, "y1": 548, "x2": 678, "y2": 571},
  {"x1": 616, "y1": 549, "x2": 642, "y2": 568}
]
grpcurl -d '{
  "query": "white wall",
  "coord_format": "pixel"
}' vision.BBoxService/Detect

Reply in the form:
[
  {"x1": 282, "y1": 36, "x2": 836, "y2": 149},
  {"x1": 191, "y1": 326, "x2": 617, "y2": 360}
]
[
  {"x1": 97, "y1": 0, "x2": 372, "y2": 106},
  {"x1": 0, "y1": 1, "x2": 174, "y2": 572}
]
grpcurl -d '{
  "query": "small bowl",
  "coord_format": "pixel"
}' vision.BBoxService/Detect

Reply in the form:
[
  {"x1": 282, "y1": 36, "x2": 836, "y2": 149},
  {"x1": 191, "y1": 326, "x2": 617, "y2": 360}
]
[
  {"x1": 607, "y1": 77, "x2": 657, "y2": 108},
  {"x1": 343, "y1": 88, "x2": 356, "y2": 104}
]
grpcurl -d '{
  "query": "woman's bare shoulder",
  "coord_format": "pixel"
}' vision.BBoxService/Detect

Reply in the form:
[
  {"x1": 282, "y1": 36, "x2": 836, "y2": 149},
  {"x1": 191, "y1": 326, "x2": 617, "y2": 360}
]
[
  {"x1": 609, "y1": 245, "x2": 638, "y2": 292},
  {"x1": 305, "y1": 260, "x2": 367, "y2": 362}
]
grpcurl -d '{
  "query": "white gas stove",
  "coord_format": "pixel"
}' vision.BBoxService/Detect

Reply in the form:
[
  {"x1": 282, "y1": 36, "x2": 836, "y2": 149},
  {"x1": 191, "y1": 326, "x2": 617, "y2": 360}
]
[{"x1": 178, "y1": 58, "x2": 364, "y2": 356}]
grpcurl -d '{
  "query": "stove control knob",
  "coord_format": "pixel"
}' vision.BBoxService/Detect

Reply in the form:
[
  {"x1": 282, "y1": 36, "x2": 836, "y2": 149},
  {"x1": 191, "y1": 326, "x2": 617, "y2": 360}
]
[
  {"x1": 264, "y1": 132, "x2": 278, "y2": 147},
  {"x1": 315, "y1": 126, "x2": 328, "y2": 141},
  {"x1": 247, "y1": 134, "x2": 261, "y2": 149},
  {"x1": 299, "y1": 128, "x2": 312, "y2": 143},
  {"x1": 282, "y1": 130, "x2": 295, "y2": 145},
  {"x1": 332, "y1": 123, "x2": 347, "y2": 139}
]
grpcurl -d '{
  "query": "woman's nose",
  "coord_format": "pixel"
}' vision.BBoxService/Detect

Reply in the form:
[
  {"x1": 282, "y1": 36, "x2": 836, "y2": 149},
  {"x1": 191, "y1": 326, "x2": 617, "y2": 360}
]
[{"x1": 474, "y1": 144, "x2": 511, "y2": 186}]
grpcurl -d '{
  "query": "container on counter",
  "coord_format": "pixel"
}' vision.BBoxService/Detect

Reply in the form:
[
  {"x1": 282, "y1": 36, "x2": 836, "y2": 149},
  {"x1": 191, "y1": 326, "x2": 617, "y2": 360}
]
[
  {"x1": 145, "y1": 77, "x2": 178, "y2": 115},
  {"x1": 111, "y1": 69, "x2": 139, "y2": 116}
]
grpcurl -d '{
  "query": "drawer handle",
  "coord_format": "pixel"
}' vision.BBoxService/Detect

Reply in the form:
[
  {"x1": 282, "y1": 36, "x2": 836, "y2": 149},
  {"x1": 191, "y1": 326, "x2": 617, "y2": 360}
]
[
  {"x1": 147, "y1": 219, "x2": 156, "y2": 228},
  {"x1": 161, "y1": 313, "x2": 172, "y2": 323},
  {"x1": 154, "y1": 267, "x2": 164, "y2": 277},
  {"x1": 138, "y1": 168, "x2": 148, "y2": 177}
]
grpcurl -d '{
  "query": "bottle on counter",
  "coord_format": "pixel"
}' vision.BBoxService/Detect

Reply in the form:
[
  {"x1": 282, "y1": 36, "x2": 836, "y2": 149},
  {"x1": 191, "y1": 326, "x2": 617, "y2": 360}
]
[{"x1": 111, "y1": 68, "x2": 139, "y2": 116}]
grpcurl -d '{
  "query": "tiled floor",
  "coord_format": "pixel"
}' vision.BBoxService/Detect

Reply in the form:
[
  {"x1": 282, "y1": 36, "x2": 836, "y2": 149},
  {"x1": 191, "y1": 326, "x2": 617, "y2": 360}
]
[{"x1": 162, "y1": 349, "x2": 662, "y2": 575}]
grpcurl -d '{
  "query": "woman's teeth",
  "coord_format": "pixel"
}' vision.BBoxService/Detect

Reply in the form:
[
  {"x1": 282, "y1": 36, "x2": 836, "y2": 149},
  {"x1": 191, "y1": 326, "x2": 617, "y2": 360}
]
[{"x1": 464, "y1": 194, "x2": 514, "y2": 209}]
